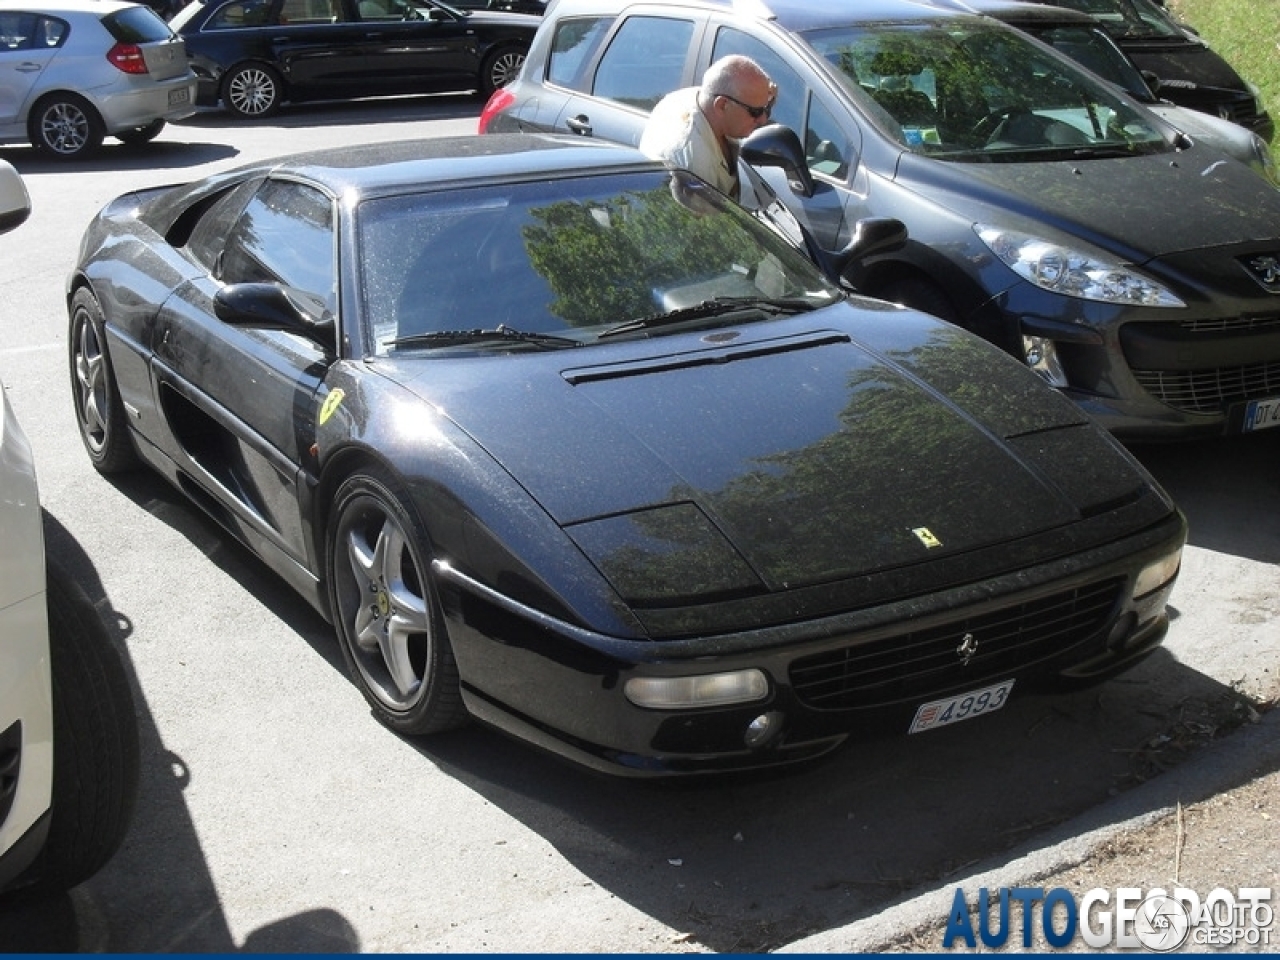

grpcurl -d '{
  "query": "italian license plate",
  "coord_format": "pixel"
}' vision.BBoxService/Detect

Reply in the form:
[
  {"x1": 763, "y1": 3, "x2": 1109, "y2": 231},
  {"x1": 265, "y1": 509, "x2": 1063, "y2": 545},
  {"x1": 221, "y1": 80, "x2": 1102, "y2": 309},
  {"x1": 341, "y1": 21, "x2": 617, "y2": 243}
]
[
  {"x1": 169, "y1": 87, "x2": 190, "y2": 106},
  {"x1": 909, "y1": 680, "x2": 1014, "y2": 734},
  {"x1": 1243, "y1": 396, "x2": 1280, "y2": 432}
]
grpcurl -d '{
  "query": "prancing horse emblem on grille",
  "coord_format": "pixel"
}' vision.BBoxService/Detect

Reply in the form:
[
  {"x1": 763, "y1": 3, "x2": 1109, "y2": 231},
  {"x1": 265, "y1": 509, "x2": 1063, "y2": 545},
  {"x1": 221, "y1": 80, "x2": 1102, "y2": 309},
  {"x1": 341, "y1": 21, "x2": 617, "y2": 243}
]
[
  {"x1": 956, "y1": 632, "x2": 979, "y2": 666},
  {"x1": 1243, "y1": 254, "x2": 1280, "y2": 291}
]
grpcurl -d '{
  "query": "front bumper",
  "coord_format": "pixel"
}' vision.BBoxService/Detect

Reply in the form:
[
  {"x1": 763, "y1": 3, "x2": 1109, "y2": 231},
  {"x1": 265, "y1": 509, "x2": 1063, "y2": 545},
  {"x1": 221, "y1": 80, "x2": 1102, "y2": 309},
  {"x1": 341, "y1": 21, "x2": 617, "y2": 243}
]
[{"x1": 436, "y1": 510, "x2": 1186, "y2": 776}]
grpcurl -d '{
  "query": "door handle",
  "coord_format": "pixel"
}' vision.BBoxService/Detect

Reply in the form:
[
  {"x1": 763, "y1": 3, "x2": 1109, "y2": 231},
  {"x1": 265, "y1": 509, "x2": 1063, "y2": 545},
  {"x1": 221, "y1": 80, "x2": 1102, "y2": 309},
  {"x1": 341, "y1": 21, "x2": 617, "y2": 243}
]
[{"x1": 565, "y1": 114, "x2": 592, "y2": 136}]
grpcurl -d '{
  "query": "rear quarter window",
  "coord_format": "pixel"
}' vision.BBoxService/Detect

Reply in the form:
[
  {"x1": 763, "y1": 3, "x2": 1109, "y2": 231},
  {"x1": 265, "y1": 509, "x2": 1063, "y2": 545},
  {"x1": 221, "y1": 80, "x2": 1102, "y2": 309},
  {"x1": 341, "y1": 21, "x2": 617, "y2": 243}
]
[{"x1": 546, "y1": 16, "x2": 612, "y2": 90}]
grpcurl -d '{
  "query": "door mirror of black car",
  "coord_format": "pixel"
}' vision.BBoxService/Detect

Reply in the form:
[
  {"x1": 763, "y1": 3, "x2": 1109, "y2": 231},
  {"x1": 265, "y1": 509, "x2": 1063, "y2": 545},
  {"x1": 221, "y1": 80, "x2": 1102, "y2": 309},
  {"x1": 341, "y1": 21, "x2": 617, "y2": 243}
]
[
  {"x1": 215, "y1": 283, "x2": 335, "y2": 350},
  {"x1": 741, "y1": 124, "x2": 816, "y2": 198},
  {"x1": 1140, "y1": 69, "x2": 1162, "y2": 97}
]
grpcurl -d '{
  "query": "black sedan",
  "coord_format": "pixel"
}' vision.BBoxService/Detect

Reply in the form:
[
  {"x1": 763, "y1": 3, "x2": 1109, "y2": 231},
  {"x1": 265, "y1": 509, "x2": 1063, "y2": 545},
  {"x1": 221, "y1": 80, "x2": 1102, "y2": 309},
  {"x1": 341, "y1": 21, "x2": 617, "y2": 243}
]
[
  {"x1": 67, "y1": 134, "x2": 1186, "y2": 775},
  {"x1": 168, "y1": 0, "x2": 537, "y2": 117}
]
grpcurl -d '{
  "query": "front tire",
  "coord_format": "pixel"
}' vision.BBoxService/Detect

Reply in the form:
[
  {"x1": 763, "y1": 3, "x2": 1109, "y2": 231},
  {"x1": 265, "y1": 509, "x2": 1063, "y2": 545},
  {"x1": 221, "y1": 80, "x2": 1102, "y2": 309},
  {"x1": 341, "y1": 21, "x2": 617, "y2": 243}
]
[
  {"x1": 23, "y1": 556, "x2": 140, "y2": 895},
  {"x1": 327, "y1": 469, "x2": 467, "y2": 735},
  {"x1": 28, "y1": 94, "x2": 104, "y2": 159},
  {"x1": 222, "y1": 63, "x2": 283, "y2": 118},
  {"x1": 68, "y1": 287, "x2": 139, "y2": 474}
]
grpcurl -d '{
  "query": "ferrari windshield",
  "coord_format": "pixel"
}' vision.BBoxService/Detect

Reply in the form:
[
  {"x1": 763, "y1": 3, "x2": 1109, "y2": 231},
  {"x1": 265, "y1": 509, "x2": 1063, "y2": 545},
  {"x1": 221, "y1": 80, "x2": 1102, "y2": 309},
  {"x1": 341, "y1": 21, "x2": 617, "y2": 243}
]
[
  {"x1": 357, "y1": 170, "x2": 841, "y2": 355},
  {"x1": 805, "y1": 19, "x2": 1168, "y2": 159}
]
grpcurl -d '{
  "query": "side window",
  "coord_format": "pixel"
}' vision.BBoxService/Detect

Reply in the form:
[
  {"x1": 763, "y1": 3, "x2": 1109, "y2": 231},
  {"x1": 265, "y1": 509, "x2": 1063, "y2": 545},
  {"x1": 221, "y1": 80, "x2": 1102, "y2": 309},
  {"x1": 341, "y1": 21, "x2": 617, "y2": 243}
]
[
  {"x1": 0, "y1": 12, "x2": 38, "y2": 50},
  {"x1": 282, "y1": 0, "x2": 337, "y2": 21},
  {"x1": 546, "y1": 16, "x2": 613, "y2": 90},
  {"x1": 220, "y1": 180, "x2": 337, "y2": 315},
  {"x1": 205, "y1": 0, "x2": 278, "y2": 28},
  {"x1": 713, "y1": 27, "x2": 853, "y2": 181},
  {"x1": 593, "y1": 16, "x2": 694, "y2": 111}
]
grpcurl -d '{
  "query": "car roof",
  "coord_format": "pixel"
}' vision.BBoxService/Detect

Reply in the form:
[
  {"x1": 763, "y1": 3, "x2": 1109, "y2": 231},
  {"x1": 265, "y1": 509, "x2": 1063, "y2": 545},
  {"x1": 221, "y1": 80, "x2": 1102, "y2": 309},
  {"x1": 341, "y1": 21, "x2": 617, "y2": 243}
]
[
  {"x1": 0, "y1": 0, "x2": 140, "y2": 12},
  {"x1": 922, "y1": 0, "x2": 1099, "y2": 27},
  {"x1": 545, "y1": 0, "x2": 987, "y2": 31},
  {"x1": 252, "y1": 133, "x2": 663, "y2": 196}
]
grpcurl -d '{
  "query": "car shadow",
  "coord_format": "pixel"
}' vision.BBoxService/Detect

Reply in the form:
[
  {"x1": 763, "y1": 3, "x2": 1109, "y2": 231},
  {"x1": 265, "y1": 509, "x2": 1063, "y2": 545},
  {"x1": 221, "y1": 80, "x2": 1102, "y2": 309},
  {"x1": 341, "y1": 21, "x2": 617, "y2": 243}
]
[
  {"x1": 1128, "y1": 429, "x2": 1280, "y2": 563},
  {"x1": 0, "y1": 140, "x2": 240, "y2": 174},
  {"x1": 0, "y1": 510, "x2": 359, "y2": 953}
]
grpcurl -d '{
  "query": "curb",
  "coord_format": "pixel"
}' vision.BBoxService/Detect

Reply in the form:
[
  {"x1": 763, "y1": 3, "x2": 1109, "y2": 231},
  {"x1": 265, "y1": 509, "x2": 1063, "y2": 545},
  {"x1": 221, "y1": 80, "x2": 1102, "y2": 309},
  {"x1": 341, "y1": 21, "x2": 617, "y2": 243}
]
[{"x1": 777, "y1": 707, "x2": 1280, "y2": 953}]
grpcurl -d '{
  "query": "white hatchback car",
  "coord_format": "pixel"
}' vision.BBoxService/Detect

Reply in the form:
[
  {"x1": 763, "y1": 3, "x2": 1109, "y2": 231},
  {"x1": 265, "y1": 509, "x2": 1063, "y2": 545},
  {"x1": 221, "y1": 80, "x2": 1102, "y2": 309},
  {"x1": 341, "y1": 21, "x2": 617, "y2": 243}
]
[
  {"x1": 0, "y1": 0, "x2": 196, "y2": 158},
  {"x1": 0, "y1": 158, "x2": 138, "y2": 898}
]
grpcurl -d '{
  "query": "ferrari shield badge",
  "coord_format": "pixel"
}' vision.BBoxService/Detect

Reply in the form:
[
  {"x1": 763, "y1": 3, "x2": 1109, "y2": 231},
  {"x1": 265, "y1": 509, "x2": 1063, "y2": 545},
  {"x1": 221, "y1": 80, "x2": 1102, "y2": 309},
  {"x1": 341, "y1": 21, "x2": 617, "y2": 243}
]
[{"x1": 912, "y1": 527, "x2": 943, "y2": 549}]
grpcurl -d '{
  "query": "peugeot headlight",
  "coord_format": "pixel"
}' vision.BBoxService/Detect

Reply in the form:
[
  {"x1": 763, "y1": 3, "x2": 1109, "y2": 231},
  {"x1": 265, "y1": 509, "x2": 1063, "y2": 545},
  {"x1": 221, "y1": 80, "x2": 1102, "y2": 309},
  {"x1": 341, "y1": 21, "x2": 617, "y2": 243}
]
[{"x1": 977, "y1": 225, "x2": 1185, "y2": 307}]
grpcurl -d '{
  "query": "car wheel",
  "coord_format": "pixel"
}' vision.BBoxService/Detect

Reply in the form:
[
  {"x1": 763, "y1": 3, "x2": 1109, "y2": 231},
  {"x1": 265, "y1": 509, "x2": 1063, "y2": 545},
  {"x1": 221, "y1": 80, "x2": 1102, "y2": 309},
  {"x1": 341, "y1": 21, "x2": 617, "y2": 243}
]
[
  {"x1": 68, "y1": 287, "x2": 139, "y2": 474},
  {"x1": 222, "y1": 63, "x2": 282, "y2": 118},
  {"x1": 27, "y1": 94, "x2": 104, "y2": 159},
  {"x1": 115, "y1": 119, "x2": 166, "y2": 146},
  {"x1": 878, "y1": 275, "x2": 958, "y2": 325},
  {"x1": 478, "y1": 45, "x2": 526, "y2": 97},
  {"x1": 21, "y1": 554, "x2": 140, "y2": 895},
  {"x1": 327, "y1": 469, "x2": 467, "y2": 735}
]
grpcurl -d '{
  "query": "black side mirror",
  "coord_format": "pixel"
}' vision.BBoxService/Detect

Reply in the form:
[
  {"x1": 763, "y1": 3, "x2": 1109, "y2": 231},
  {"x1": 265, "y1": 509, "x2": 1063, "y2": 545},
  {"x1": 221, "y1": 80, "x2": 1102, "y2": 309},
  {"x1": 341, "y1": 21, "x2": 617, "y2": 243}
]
[
  {"x1": 214, "y1": 282, "x2": 335, "y2": 350},
  {"x1": 740, "y1": 123, "x2": 816, "y2": 198}
]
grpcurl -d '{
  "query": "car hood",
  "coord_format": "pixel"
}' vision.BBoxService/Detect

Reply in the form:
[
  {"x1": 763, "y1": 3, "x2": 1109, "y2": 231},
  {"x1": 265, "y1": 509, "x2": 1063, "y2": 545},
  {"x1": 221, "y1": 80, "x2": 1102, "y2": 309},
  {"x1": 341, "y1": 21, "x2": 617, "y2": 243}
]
[
  {"x1": 1123, "y1": 43, "x2": 1251, "y2": 95},
  {"x1": 896, "y1": 147, "x2": 1280, "y2": 259},
  {"x1": 385, "y1": 309, "x2": 1159, "y2": 602}
]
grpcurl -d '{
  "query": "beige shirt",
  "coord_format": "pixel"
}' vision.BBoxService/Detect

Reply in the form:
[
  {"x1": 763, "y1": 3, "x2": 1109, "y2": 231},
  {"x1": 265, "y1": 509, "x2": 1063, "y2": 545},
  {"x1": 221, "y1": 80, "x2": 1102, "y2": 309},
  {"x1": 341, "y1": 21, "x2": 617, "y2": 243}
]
[{"x1": 639, "y1": 87, "x2": 740, "y2": 200}]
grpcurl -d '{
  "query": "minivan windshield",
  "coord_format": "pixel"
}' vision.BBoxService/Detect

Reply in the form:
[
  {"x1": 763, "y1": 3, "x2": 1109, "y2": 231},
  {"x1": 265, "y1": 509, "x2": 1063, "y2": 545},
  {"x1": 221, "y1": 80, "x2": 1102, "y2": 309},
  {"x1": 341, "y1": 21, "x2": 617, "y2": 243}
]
[{"x1": 805, "y1": 20, "x2": 1169, "y2": 160}]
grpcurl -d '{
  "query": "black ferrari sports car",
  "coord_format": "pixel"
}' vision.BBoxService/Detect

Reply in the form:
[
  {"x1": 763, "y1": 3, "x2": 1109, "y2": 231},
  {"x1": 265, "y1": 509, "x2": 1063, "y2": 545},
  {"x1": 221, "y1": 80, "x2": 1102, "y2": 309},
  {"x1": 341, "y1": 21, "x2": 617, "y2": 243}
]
[{"x1": 68, "y1": 134, "x2": 1186, "y2": 775}]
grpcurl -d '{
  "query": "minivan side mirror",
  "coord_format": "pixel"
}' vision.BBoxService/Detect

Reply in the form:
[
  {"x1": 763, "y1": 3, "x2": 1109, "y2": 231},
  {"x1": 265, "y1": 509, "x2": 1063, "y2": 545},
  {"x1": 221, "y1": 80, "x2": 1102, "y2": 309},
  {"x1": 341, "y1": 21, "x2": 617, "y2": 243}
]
[{"x1": 741, "y1": 124, "x2": 816, "y2": 198}]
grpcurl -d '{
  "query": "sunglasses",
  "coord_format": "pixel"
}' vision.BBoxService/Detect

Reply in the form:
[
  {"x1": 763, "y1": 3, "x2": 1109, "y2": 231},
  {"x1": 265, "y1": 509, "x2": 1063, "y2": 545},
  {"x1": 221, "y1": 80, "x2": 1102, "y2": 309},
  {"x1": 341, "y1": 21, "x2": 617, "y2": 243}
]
[{"x1": 720, "y1": 93, "x2": 773, "y2": 120}]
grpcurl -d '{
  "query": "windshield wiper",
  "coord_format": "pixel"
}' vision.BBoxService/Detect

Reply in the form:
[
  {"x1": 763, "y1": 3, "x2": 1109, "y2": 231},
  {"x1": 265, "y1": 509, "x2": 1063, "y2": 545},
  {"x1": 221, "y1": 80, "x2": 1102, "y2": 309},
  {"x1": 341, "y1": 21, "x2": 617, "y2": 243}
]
[
  {"x1": 597, "y1": 296, "x2": 820, "y2": 340},
  {"x1": 387, "y1": 325, "x2": 581, "y2": 350}
]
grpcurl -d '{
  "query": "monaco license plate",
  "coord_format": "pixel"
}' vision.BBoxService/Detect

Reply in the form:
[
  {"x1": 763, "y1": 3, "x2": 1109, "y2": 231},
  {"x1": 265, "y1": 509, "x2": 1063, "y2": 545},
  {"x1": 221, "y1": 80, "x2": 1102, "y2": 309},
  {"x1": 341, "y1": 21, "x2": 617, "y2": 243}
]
[
  {"x1": 168, "y1": 87, "x2": 190, "y2": 106},
  {"x1": 909, "y1": 680, "x2": 1015, "y2": 734},
  {"x1": 1243, "y1": 396, "x2": 1280, "y2": 432}
]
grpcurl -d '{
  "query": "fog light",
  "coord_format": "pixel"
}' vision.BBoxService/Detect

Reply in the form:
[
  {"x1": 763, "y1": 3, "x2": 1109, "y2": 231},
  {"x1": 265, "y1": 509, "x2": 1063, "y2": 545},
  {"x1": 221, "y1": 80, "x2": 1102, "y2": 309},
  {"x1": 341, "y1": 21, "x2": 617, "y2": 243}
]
[
  {"x1": 1023, "y1": 334, "x2": 1068, "y2": 388},
  {"x1": 1134, "y1": 547, "x2": 1182, "y2": 599},
  {"x1": 744, "y1": 711, "x2": 784, "y2": 748},
  {"x1": 624, "y1": 670, "x2": 769, "y2": 709}
]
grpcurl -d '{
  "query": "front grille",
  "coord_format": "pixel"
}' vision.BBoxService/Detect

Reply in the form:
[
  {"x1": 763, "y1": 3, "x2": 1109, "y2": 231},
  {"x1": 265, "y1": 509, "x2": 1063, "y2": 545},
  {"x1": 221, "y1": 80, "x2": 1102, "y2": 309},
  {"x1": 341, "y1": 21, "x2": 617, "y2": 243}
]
[
  {"x1": 1180, "y1": 315, "x2": 1280, "y2": 334},
  {"x1": 789, "y1": 578, "x2": 1124, "y2": 711},
  {"x1": 1134, "y1": 360, "x2": 1280, "y2": 414}
]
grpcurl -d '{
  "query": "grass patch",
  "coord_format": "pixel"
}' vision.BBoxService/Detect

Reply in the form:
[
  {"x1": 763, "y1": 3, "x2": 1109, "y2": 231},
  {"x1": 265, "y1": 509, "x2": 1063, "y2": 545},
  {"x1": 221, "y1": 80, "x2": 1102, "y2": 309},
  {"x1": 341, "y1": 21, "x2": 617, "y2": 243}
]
[{"x1": 1167, "y1": 0, "x2": 1279, "y2": 159}]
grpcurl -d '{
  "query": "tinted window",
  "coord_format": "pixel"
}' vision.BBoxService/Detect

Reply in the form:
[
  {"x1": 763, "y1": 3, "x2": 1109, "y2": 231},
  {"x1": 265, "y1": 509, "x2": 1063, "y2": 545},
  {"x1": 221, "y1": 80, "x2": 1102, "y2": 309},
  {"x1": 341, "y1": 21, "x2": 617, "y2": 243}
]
[
  {"x1": 546, "y1": 16, "x2": 612, "y2": 90},
  {"x1": 593, "y1": 16, "x2": 694, "y2": 110},
  {"x1": 103, "y1": 5, "x2": 174, "y2": 42},
  {"x1": 221, "y1": 180, "x2": 336, "y2": 313}
]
